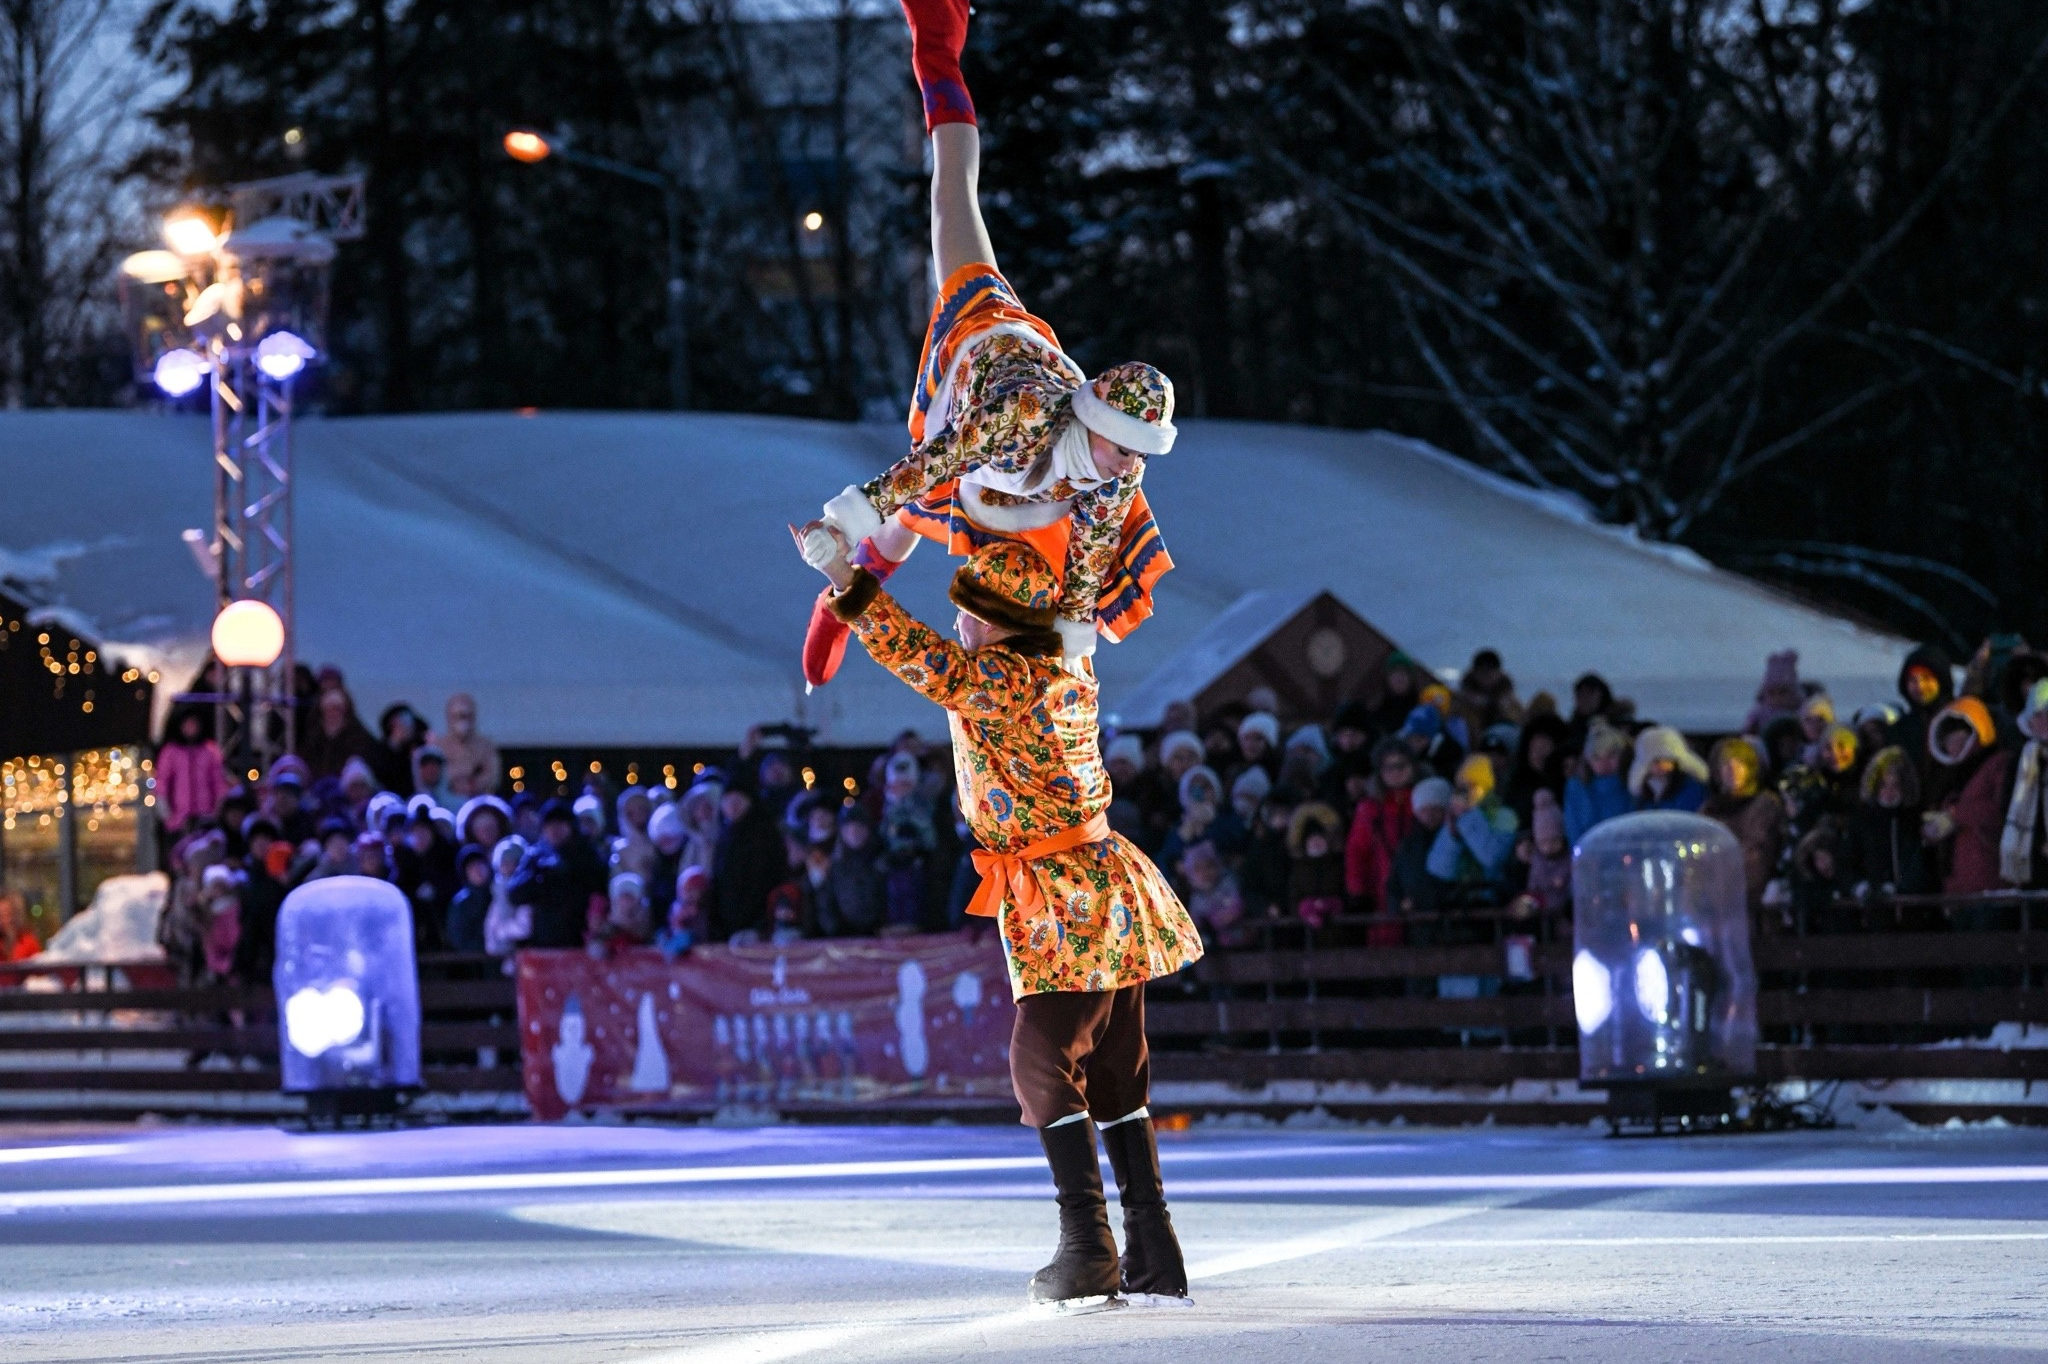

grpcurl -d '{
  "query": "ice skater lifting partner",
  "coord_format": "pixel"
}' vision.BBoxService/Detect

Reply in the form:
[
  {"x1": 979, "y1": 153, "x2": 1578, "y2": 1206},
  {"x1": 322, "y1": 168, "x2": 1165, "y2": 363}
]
[
  {"x1": 796, "y1": 0, "x2": 1177, "y2": 688},
  {"x1": 794, "y1": 527, "x2": 1202, "y2": 1313}
]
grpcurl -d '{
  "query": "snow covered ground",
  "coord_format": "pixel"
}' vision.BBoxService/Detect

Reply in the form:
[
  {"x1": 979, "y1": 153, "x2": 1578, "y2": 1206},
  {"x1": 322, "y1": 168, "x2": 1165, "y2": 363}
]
[{"x1": 0, "y1": 1120, "x2": 2043, "y2": 1362}]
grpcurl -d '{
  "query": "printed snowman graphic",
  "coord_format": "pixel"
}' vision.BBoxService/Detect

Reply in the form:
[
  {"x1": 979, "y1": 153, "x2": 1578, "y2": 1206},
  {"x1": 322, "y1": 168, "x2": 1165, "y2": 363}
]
[
  {"x1": 952, "y1": 970, "x2": 983, "y2": 1028},
  {"x1": 552, "y1": 993, "x2": 594, "y2": 1107},
  {"x1": 896, "y1": 958, "x2": 929, "y2": 1077},
  {"x1": 627, "y1": 992, "x2": 670, "y2": 1092}
]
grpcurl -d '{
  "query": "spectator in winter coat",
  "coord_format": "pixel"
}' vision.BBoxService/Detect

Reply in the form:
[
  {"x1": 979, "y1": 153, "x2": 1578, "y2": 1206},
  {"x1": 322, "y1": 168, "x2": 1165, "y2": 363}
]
[
  {"x1": 233, "y1": 818, "x2": 289, "y2": 983},
  {"x1": 156, "y1": 708, "x2": 227, "y2": 839},
  {"x1": 1103, "y1": 734, "x2": 1149, "y2": 849},
  {"x1": 1844, "y1": 745, "x2": 1932, "y2": 897},
  {"x1": 258, "y1": 763, "x2": 318, "y2": 848},
  {"x1": 306, "y1": 818, "x2": 358, "y2": 881},
  {"x1": 1387, "y1": 777, "x2": 1453, "y2": 918},
  {"x1": 1852, "y1": 704, "x2": 1901, "y2": 766},
  {"x1": 1159, "y1": 764, "x2": 1246, "y2": 876},
  {"x1": 1455, "y1": 648, "x2": 1523, "y2": 732},
  {"x1": 455, "y1": 795, "x2": 511, "y2": 853},
  {"x1": 1401, "y1": 704, "x2": 1466, "y2": 781},
  {"x1": 1565, "y1": 724, "x2": 1632, "y2": 845},
  {"x1": 1141, "y1": 730, "x2": 1207, "y2": 850},
  {"x1": 395, "y1": 799, "x2": 460, "y2": 950},
  {"x1": 508, "y1": 799, "x2": 603, "y2": 948},
  {"x1": 301, "y1": 687, "x2": 380, "y2": 784},
  {"x1": 1367, "y1": 654, "x2": 1424, "y2": 737},
  {"x1": 655, "y1": 866, "x2": 710, "y2": 958},
  {"x1": 1629, "y1": 727, "x2": 1709, "y2": 814},
  {"x1": 1428, "y1": 755, "x2": 1520, "y2": 892},
  {"x1": 1704, "y1": 735, "x2": 1786, "y2": 913},
  {"x1": 1418, "y1": 683, "x2": 1471, "y2": 750},
  {"x1": 0, "y1": 889, "x2": 40, "y2": 962},
  {"x1": 1520, "y1": 792, "x2": 1572, "y2": 913},
  {"x1": 444, "y1": 844, "x2": 493, "y2": 953},
  {"x1": 483, "y1": 836, "x2": 532, "y2": 956},
  {"x1": 1238, "y1": 790, "x2": 1300, "y2": 918},
  {"x1": 675, "y1": 779, "x2": 723, "y2": 878},
  {"x1": 1759, "y1": 715, "x2": 1807, "y2": 781},
  {"x1": 1891, "y1": 643, "x2": 1955, "y2": 787},
  {"x1": 818, "y1": 808, "x2": 886, "y2": 935},
  {"x1": 1813, "y1": 723, "x2": 1863, "y2": 808},
  {"x1": 1230, "y1": 767, "x2": 1273, "y2": 833},
  {"x1": 1285, "y1": 803, "x2": 1348, "y2": 928},
  {"x1": 1924, "y1": 697, "x2": 2013, "y2": 900},
  {"x1": 1504, "y1": 712, "x2": 1569, "y2": 827},
  {"x1": 598, "y1": 872, "x2": 653, "y2": 946},
  {"x1": 353, "y1": 831, "x2": 390, "y2": 881},
  {"x1": 712, "y1": 785, "x2": 790, "y2": 941},
  {"x1": 1997, "y1": 679, "x2": 2048, "y2": 890},
  {"x1": 1179, "y1": 841, "x2": 1249, "y2": 949},
  {"x1": 1278, "y1": 724, "x2": 1330, "y2": 796},
  {"x1": 1344, "y1": 740, "x2": 1418, "y2": 910},
  {"x1": 1564, "y1": 672, "x2": 1620, "y2": 757},
  {"x1": 612, "y1": 786, "x2": 658, "y2": 882},
  {"x1": 439, "y1": 693, "x2": 502, "y2": 799},
  {"x1": 1744, "y1": 649, "x2": 1805, "y2": 735},
  {"x1": 410, "y1": 744, "x2": 457, "y2": 811},
  {"x1": 369, "y1": 703, "x2": 427, "y2": 795},
  {"x1": 1796, "y1": 693, "x2": 1837, "y2": 766}
]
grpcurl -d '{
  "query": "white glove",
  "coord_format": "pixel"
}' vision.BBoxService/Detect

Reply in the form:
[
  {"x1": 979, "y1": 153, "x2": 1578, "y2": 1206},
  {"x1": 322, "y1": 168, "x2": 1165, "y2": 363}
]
[{"x1": 823, "y1": 486, "x2": 883, "y2": 546}]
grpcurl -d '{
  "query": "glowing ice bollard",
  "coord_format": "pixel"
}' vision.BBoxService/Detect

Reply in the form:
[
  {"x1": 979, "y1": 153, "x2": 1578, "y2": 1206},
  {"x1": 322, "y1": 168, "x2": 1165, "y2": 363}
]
[
  {"x1": 273, "y1": 876, "x2": 422, "y2": 1108},
  {"x1": 1571, "y1": 812, "x2": 1757, "y2": 1132}
]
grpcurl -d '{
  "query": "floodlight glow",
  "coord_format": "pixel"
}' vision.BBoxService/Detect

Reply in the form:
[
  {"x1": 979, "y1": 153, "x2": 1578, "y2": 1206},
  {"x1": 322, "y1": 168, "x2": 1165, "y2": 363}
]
[
  {"x1": 504, "y1": 130, "x2": 552, "y2": 163},
  {"x1": 1571, "y1": 949, "x2": 1613, "y2": 1034},
  {"x1": 255, "y1": 330, "x2": 316, "y2": 380},
  {"x1": 803, "y1": 211, "x2": 825, "y2": 231},
  {"x1": 1633, "y1": 947, "x2": 1671, "y2": 1024},
  {"x1": 163, "y1": 209, "x2": 220, "y2": 256},
  {"x1": 121, "y1": 249, "x2": 188, "y2": 284},
  {"x1": 284, "y1": 983, "x2": 365, "y2": 1057},
  {"x1": 152, "y1": 348, "x2": 208, "y2": 396},
  {"x1": 211, "y1": 599, "x2": 286, "y2": 668}
]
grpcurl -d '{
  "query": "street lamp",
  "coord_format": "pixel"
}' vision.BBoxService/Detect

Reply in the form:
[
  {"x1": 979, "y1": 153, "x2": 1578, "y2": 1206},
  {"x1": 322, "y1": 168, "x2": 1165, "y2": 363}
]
[{"x1": 501, "y1": 127, "x2": 690, "y2": 409}]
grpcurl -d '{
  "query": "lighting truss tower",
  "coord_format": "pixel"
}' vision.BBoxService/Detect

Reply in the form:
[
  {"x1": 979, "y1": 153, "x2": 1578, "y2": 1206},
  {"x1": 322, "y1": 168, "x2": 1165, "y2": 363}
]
[{"x1": 212, "y1": 354, "x2": 298, "y2": 775}]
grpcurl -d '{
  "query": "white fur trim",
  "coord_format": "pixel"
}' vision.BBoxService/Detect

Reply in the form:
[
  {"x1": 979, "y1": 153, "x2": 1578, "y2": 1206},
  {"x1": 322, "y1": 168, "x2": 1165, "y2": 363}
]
[
  {"x1": 1055, "y1": 617, "x2": 1098, "y2": 660},
  {"x1": 1072, "y1": 382, "x2": 1176, "y2": 455},
  {"x1": 957, "y1": 480, "x2": 1072, "y2": 533},
  {"x1": 822, "y1": 485, "x2": 884, "y2": 546},
  {"x1": 1097, "y1": 1106, "x2": 1150, "y2": 1128},
  {"x1": 1044, "y1": 1111, "x2": 1091, "y2": 1129}
]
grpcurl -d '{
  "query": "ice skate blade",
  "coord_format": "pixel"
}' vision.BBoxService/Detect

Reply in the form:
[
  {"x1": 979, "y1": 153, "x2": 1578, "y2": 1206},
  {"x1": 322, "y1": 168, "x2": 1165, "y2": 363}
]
[
  {"x1": 1030, "y1": 1293, "x2": 1125, "y2": 1317},
  {"x1": 1124, "y1": 1292, "x2": 1193, "y2": 1309}
]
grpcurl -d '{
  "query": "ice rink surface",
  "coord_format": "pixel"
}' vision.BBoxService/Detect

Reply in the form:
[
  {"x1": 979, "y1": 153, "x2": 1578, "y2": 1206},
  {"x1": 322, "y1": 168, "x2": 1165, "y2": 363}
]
[{"x1": 1, "y1": 1118, "x2": 2044, "y2": 1363}]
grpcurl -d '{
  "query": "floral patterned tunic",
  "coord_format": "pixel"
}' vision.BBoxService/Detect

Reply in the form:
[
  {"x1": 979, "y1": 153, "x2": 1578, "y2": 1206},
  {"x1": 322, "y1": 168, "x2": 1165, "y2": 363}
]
[
  {"x1": 862, "y1": 330, "x2": 1142, "y2": 632},
  {"x1": 843, "y1": 587, "x2": 1203, "y2": 999}
]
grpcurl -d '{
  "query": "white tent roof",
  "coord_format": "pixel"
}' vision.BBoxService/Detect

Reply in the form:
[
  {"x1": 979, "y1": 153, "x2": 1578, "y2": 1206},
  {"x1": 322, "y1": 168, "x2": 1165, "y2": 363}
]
[{"x1": 0, "y1": 410, "x2": 1915, "y2": 745}]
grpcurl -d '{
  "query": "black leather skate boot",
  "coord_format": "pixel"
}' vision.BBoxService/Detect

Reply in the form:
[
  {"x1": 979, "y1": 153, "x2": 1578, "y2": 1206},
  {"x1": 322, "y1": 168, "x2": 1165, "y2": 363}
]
[
  {"x1": 1028, "y1": 1118, "x2": 1125, "y2": 1314},
  {"x1": 1100, "y1": 1114, "x2": 1191, "y2": 1306}
]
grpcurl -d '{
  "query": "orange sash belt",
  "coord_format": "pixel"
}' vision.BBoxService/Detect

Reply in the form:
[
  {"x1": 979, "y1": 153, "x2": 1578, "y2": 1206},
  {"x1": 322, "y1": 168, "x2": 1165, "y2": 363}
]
[{"x1": 965, "y1": 812, "x2": 1111, "y2": 921}]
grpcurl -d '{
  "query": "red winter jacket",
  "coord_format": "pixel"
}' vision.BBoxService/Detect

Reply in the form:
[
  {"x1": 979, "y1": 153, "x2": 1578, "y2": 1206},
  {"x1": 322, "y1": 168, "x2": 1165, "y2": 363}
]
[
  {"x1": 1345, "y1": 791, "x2": 1416, "y2": 908},
  {"x1": 1940, "y1": 748, "x2": 2014, "y2": 897}
]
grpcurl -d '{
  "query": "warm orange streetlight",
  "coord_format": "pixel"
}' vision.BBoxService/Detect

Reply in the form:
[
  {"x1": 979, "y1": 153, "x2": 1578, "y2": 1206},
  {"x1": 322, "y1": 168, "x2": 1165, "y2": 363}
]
[{"x1": 503, "y1": 130, "x2": 552, "y2": 164}]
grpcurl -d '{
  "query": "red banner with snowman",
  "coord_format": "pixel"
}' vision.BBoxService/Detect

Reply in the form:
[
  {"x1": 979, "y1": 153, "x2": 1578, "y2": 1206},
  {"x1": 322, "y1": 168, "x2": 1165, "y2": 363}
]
[{"x1": 514, "y1": 933, "x2": 1018, "y2": 1120}]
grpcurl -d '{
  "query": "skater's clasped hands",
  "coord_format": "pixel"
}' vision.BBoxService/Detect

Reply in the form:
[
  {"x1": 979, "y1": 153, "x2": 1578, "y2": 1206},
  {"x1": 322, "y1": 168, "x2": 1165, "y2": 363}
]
[{"x1": 790, "y1": 519, "x2": 856, "y2": 590}]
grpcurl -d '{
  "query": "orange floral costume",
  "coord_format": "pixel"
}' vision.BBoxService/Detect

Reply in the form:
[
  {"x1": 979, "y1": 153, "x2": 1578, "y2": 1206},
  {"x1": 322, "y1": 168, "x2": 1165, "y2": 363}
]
[{"x1": 827, "y1": 544, "x2": 1202, "y2": 999}]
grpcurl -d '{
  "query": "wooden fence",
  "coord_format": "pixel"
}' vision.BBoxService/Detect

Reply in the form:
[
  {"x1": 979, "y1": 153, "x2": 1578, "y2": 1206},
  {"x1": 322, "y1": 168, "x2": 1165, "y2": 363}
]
[{"x1": 0, "y1": 895, "x2": 2042, "y2": 1124}]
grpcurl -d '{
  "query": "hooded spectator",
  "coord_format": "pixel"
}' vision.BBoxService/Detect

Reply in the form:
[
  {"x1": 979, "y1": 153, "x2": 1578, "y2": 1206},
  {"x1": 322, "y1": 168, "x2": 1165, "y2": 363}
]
[
  {"x1": 1745, "y1": 650, "x2": 1804, "y2": 735},
  {"x1": 259, "y1": 759, "x2": 318, "y2": 847},
  {"x1": 1521, "y1": 791, "x2": 1571, "y2": 912},
  {"x1": 1345, "y1": 740, "x2": 1419, "y2": 911},
  {"x1": 1201, "y1": 713, "x2": 1245, "y2": 779},
  {"x1": 656, "y1": 865, "x2": 710, "y2": 958},
  {"x1": 1564, "y1": 672, "x2": 1620, "y2": 756},
  {"x1": 1629, "y1": 727, "x2": 1709, "y2": 813},
  {"x1": 1278, "y1": 724, "x2": 1330, "y2": 793},
  {"x1": 612, "y1": 785, "x2": 657, "y2": 881},
  {"x1": 1504, "y1": 712, "x2": 1569, "y2": 827},
  {"x1": 1418, "y1": 682, "x2": 1471, "y2": 749},
  {"x1": 1797, "y1": 693, "x2": 1838, "y2": 766},
  {"x1": 353, "y1": 830, "x2": 390, "y2": 880},
  {"x1": 1924, "y1": 697, "x2": 2013, "y2": 900},
  {"x1": 1851, "y1": 704, "x2": 1900, "y2": 763},
  {"x1": 1285, "y1": 803, "x2": 1348, "y2": 928},
  {"x1": 1565, "y1": 723, "x2": 1633, "y2": 845},
  {"x1": 1401, "y1": 703, "x2": 1465, "y2": 780},
  {"x1": 411, "y1": 743, "x2": 456, "y2": 811},
  {"x1": 1179, "y1": 841, "x2": 1249, "y2": 949},
  {"x1": 439, "y1": 693, "x2": 502, "y2": 799},
  {"x1": 395, "y1": 797, "x2": 460, "y2": 949},
  {"x1": 599, "y1": 871, "x2": 653, "y2": 946},
  {"x1": 573, "y1": 792, "x2": 606, "y2": 843},
  {"x1": 1456, "y1": 648, "x2": 1524, "y2": 731},
  {"x1": 1998, "y1": 679, "x2": 2048, "y2": 890},
  {"x1": 1845, "y1": 745, "x2": 1932, "y2": 897},
  {"x1": 198, "y1": 863, "x2": 242, "y2": 982},
  {"x1": 1367, "y1": 654, "x2": 1424, "y2": 736},
  {"x1": 339, "y1": 756, "x2": 379, "y2": 825},
  {"x1": 818, "y1": 807, "x2": 886, "y2": 936},
  {"x1": 712, "y1": 784, "x2": 790, "y2": 941},
  {"x1": 1145, "y1": 731, "x2": 1208, "y2": 848},
  {"x1": 1230, "y1": 766, "x2": 1273, "y2": 830},
  {"x1": 1813, "y1": 723, "x2": 1863, "y2": 809},
  {"x1": 1890, "y1": 644, "x2": 1955, "y2": 785},
  {"x1": 369, "y1": 701, "x2": 427, "y2": 795},
  {"x1": 1103, "y1": 734, "x2": 1149, "y2": 848},
  {"x1": 1704, "y1": 735, "x2": 1785, "y2": 913},
  {"x1": 1387, "y1": 777, "x2": 1453, "y2": 918},
  {"x1": 444, "y1": 844, "x2": 494, "y2": 952},
  {"x1": 1159, "y1": 764, "x2": 1245, "y2": 874},
  {"x1": 302, "y1": 686, "x2": 379, "y2": 783},
  {"x1": 365, "y1": 791, "x2": 406, "y2": 844},
  {"x1": 676, "y1": 778, "x2": 724, "y2": 876},
  {"x1": 483, "y1": 835, "x2": 533, "y2": 956},
  {"x1": 1238, "y1": 788, "x2": 1302, "y2": 918},
  {"x1": 1427, "y1": 754, "x2": 1520, "y2": 891},
  {"x1": 456, "y1": 794, "x2": 512, "y2": 852},
  {"x1": 155, "y1": 706, "x2": 227, "y2": 839},
  {"x1": 509, "y1": 798, "x2": 604, "y2": 948},
  {"x1": 233, "y1": 817, "x2": 289, "y2": 983},
  {"x1": 307, "y1": 817, "x2": 358, "y2": 881}
]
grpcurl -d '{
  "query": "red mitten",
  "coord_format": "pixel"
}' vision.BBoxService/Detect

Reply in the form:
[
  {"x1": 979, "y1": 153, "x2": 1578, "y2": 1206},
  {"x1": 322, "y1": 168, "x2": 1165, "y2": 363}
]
[
  {"x1": 801, "y1": 541, "x2": 906, "y2": 689},
  {"x1": 899, "y1": 0, "x2": 975, "y2": 131}
]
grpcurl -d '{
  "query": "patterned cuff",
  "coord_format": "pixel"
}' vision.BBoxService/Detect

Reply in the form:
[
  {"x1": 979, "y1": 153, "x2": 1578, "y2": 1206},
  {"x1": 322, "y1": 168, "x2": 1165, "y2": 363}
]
[{"x1": 826, "y1": 568, "x2": 882, "y2": 623}]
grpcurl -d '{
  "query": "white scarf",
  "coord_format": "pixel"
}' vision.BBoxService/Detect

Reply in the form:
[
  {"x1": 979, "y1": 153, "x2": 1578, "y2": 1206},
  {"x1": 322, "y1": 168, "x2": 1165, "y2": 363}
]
[
  {"x1": 961, "y1": 415, "x2": 1105, "y2": 499},
  {"x1": 2000, "y1": 739, "x2": 2044, "y2": 886}
]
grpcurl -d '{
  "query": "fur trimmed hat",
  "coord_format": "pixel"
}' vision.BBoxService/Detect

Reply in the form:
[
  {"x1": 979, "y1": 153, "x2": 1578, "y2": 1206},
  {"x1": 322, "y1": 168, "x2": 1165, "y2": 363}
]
[
  {"x1": 949, "y1": 541, "x2": 1063, "y2": 654},
  {"x1": 1071, "y1": 362, "x2": 1177, "y2": 456}
]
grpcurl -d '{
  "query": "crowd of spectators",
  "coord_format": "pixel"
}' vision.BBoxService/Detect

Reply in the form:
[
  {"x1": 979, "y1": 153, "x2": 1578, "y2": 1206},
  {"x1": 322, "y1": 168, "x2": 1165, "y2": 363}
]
[{"x1": 143, "y1": 637, "x2": 2048, "y2": 986}]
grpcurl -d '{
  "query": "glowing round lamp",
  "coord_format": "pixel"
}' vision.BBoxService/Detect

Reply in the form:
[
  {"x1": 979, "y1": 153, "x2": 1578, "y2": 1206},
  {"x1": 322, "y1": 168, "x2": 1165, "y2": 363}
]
[
  {"x1": 163, "y1": 209, "x2": 221, "y2": 257},
  {"x1": 503, "y1": 130, "x2": 552, "y2": 164},
  {"x1": 255, "y1": 330, "x2": 317, "y2": 380},
  {"x1": 213, "y1": 599, "x2": 286, "y2": 668},
  {"x1": 153, "y1": 348, "x2": 209, "y2": 397}
]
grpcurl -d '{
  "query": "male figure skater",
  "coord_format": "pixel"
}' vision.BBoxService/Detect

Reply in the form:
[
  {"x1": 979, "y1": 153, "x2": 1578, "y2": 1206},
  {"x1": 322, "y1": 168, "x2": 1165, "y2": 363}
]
[
  {"x1": 798, "y1": 0, "x2": 1176, "y2": 687},
  {"x1": 796, "y1": 527, "x2": 1200, "y2": 1312}
]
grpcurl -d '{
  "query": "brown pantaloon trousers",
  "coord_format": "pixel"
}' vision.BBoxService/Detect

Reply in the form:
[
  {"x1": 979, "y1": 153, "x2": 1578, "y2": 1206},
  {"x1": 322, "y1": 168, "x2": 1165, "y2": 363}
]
[{"x1": 1009, "y1": 983, "x2": 1150, "y2": 1128}]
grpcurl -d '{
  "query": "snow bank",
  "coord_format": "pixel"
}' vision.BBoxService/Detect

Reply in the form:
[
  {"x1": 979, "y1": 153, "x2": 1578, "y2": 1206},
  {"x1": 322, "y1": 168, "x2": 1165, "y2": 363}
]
[{"x1": 33, "y1": 873, "x2": 168, "y2": 965}]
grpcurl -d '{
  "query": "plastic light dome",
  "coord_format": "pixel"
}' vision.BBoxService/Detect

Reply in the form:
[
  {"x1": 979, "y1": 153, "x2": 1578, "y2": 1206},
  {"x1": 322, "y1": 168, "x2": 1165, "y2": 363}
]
[
  {"x1": 255, "y1": 330, "x2": 316, "y2": 380},
  {"x1": 152, "y1": 348, "x2": 208, "y2": 397},
  {"x1": 1571, "y1": 950, "x2": 1614, "y2": 1035},
  {"x1": 273, "y1": 876, "x2": 421, "y2": 1093},
  {"x1": 211, "y1": 599, "x2": 285, "y2": 668}
]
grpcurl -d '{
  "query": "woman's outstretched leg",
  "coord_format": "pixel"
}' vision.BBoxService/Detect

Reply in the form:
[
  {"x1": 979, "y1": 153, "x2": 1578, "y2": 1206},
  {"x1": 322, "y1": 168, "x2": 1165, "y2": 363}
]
[{"x1": 901, "y1": 0, "x2": 996, "y2": 279}]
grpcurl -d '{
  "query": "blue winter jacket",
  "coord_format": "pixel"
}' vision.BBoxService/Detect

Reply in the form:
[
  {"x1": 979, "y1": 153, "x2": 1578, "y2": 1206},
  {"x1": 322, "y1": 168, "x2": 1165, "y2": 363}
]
[
  {"x1": 1633, "y1": 776, "x2": 1709, "y2": 815},
  {"x1": 1426, "y1": 800, "x2": 1519, "y2": 884},
  {"x1": 1564, "y1": 773, "x2": 1631, "y2": 846}
]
